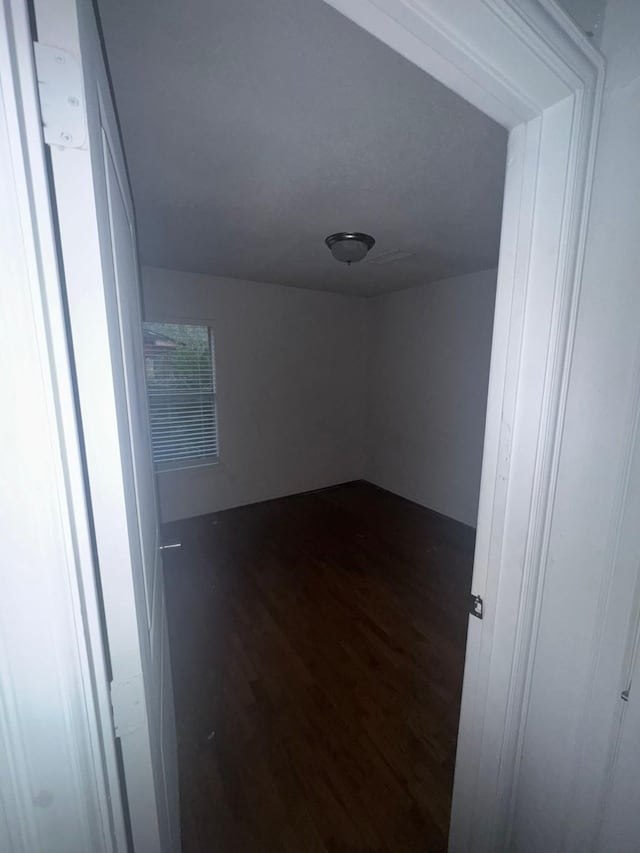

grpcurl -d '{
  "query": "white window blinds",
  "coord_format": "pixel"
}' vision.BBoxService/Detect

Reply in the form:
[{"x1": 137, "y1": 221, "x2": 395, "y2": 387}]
[{"x1": 143, "y1": 322, "x2": 219, "y2": 469}]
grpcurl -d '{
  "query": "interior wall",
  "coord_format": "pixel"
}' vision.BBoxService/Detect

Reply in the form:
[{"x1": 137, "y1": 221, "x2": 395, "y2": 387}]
[
  {"x1": 143, "y1": 266, "x2": 497, "y2": 526},
  {"x1": 366, "y1": 269, "x2": 497, "y2": 528},
  {"x1": 142, "y1": 266, "x2": 369, "y2": 521}
]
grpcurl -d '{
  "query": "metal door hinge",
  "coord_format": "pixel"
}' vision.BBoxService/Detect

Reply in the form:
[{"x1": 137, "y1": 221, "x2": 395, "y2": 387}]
[
  {"x1": 621, "y1": 688, "x2": 630, "y2": 702},
  {"x1": 33, "y1": 42, "x2": 86, "y2": 148},
  {"x1": 470, "y1": 594, "x2": 484, "y2": 620}
]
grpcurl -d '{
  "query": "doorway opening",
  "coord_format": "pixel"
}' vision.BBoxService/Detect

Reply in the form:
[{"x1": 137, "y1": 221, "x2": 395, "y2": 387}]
[
  {"x1": 97, "y1": 2, "x2": 506, "y2": 845},
  {"x1": 84, "y1": 0, "x2": 600, "y2": 844}
]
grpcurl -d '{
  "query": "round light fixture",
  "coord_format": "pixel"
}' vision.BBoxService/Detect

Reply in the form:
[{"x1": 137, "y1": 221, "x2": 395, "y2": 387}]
[{"x1": 325, "y1": 232, "x2": 375, "y2": 265}]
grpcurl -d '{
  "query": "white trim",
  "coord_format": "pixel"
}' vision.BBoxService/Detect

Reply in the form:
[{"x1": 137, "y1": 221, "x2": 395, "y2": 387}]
[
  {"x1": 322, "y1": 1, "x2": 604, "y2": 848},
  {"x1": 32, "y1": 0, "x2": 181, "y2": 846},
  {"x1": 0, "y1": 0, "x2": 127, "y2": 848},
  {"x1": 563, "y1": 334, "x2": 640, "y2": 848}
]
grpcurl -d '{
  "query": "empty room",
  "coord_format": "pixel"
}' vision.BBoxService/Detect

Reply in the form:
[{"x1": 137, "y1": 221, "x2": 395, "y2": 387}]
[{"x1": 96, "y1": 0, "x2": 504, "y2": 849}]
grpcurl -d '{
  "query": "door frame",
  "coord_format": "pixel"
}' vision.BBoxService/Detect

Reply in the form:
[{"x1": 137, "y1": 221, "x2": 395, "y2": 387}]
[
  {"x1": 1, "y1": 0, "x2": 604, "y2": 848},
  {"x1": 322, "y1": 0, "x2": 604, "y2": 849},
  {"x1": 31, "y1": 0, "x2": 180, "y2": 848},
  {"x1": 0, "y1": 0, "x2": 127, "y2": 848}
]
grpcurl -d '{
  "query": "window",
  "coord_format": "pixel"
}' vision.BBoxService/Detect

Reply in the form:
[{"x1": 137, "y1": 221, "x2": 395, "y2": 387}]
[{"x1": 143, "y1": 322, "x2": 218, "y2": 470}]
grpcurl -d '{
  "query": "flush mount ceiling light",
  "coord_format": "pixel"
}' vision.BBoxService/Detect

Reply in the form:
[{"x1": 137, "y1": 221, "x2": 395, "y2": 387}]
[{"x1": 325, "y1": 232, "x2": 375, "y2": 265}]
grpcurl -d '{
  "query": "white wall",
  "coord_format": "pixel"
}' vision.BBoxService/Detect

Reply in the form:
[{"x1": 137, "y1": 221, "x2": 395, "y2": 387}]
[
  {"x1": 366, "y1": 269, "x2": 496, "y2": 527},
  {"x1": 144, "y1": 265, "x2": 497, "y2": 526},
  {"x1": 142, "y1": 266, "x2": 369, "y2": 521},
  {"x1": 510, "y1": 1, "x2": 640, "y2": 848},
  {"x1": 144, "y1": 265, "x2": 497, "y2": 525}
]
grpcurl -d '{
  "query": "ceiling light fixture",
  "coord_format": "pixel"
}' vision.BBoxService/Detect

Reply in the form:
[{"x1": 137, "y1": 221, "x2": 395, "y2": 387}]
[{"x1": 325, "y1": 232, "x2": 375, "y2": 265}]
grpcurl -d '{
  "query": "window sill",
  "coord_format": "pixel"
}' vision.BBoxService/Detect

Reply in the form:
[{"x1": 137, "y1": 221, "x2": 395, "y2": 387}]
[{"x1": 155, "y1": 456, "x2": 219, "y2": 474}]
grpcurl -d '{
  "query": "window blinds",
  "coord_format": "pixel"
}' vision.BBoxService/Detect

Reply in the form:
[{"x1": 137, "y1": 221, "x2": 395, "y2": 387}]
[{"x1": 143, "y1": 322, "x2": 218, "y2": 468}]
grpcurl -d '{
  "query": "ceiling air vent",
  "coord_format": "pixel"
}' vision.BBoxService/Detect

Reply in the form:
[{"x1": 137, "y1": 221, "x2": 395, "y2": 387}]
[{"x1": 367, "y1": 249, "x2": 414, "y2": 265}]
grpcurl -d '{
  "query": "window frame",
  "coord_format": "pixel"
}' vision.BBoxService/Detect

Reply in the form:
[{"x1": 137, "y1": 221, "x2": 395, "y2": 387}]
[{"x1": 142, "y1": 316, "x2": 221, "y2": 473}]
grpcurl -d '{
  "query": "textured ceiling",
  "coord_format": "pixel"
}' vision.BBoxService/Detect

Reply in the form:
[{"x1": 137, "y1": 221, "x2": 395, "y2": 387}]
[{"x1": 98, "y1": 0, "x2": 507, "y2": 296}]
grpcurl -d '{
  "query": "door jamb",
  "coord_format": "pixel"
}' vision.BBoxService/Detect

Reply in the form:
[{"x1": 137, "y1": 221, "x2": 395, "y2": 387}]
[
  {"x1": 322, "y1": 0, "x2": 605, "y2": 848},
  {"x1": 0, "y1": 0, "x2": 127, "y2": 848}
]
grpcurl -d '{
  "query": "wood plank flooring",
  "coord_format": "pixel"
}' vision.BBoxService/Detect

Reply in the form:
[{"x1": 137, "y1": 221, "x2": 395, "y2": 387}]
[{"x1": 162, "y1": 481, "x2": 474, "y2": 852}]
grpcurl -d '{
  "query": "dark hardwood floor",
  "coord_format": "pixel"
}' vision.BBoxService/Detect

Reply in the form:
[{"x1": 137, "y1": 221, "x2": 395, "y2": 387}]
[{"x1": 162, "y1": 481, "x2": 474, "y2": 852}]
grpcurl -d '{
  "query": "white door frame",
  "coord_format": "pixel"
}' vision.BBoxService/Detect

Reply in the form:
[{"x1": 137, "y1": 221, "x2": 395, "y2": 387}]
[
  {"x1": 1, "y1": 0, "x2": 604, "y2": 848},
  {"x1": 30, "y1": 0, "x2": 181, "y2": 848},
  {"x1": 0, "y1": 0, "x2": 126, "y2": 849},
  {"x1": 322, "y1": 1, "x2": 604, "y2": 849}
]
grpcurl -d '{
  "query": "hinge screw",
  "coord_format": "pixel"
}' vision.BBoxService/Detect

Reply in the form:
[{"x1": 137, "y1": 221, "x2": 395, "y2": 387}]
[
  {"x1": 60, "y1": 131, "x2": 73, "y2": 144},
  {"x1": 67, "y1": 96, "x2": 79, "y2": 107}
]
